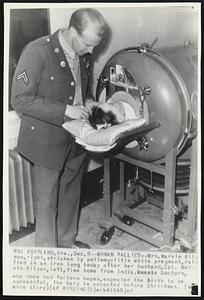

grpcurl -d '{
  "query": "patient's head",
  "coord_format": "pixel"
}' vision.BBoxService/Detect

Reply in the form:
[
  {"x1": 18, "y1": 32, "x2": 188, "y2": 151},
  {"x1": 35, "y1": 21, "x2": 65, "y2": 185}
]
[
  {"x1": 88, "y1": 106, "x2": 119, "y2": 129},
  {"x1": 97, "y1": 99, "x2": 125, "y2": 123}
]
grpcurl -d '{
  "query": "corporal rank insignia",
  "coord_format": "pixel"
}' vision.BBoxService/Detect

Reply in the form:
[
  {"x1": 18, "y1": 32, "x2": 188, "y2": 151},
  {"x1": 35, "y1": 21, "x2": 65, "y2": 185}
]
[{"x1": 16, "y1": 70, "x2": 29, "y2": 85}]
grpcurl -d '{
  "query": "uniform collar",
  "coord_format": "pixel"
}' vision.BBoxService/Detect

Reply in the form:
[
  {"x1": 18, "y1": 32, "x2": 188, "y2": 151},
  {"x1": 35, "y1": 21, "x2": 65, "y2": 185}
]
[
  {"x1": 48, "y1": 30, "x2": 89, "y2": 77},
  {"x1": 58, "y1": 29, "x2": 77, "y2": 60},
  {"x1": 48, "y1": 29, "x2": 73, "y2": 76}
]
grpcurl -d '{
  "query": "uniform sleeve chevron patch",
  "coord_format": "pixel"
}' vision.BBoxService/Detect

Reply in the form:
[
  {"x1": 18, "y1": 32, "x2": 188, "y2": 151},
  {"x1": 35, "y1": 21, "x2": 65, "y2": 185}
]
[{"x1": 16, "y1": 70, "x2": 29, "y2": 85}]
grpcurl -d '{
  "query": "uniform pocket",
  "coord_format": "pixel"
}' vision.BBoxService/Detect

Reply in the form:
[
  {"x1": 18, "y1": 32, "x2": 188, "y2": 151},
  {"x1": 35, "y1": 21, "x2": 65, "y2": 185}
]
[
  {"x1": 39, "y1": 71, "x2": 69, "y2": 102},
  {"x1": 41, "y1": 71, "x2": 67, "y2": 82}
]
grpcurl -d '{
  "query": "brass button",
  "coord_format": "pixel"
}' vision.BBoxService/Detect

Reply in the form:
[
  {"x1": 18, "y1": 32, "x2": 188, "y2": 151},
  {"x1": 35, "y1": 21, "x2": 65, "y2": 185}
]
[
  {"x1": 31, "y1": 126, "x2": 35, "y2": 130},
  {"x1": 50, "y1": 76, "x2": 54, "y2": 80},
  {"x1": 46, "y1": 37, "x2": 50, "y2": 42},
  {"x1": 69, "y1": 96, "x2": 73, "y2": 100},
  {"x1": 55, "y1": 48, "x2": 59, "y2": 53},
  {"x1": 70, "y1": 81, "x2": 75, "y2": 86},
  {"x1": 60, "y1": 61, "x2": 66, "y2": 68}
]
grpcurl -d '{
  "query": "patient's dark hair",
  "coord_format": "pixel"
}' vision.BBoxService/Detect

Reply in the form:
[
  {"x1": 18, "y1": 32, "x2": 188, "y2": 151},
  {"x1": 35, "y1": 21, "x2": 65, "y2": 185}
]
[{"x1": 88, "y1": 106, "x2": 118, "y2": 129}]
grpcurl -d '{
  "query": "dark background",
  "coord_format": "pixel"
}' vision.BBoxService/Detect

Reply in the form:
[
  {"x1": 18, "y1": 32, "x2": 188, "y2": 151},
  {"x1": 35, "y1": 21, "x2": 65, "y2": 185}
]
[{"x1": 9, "y1": 9, "x2": 50, "y2": 110}]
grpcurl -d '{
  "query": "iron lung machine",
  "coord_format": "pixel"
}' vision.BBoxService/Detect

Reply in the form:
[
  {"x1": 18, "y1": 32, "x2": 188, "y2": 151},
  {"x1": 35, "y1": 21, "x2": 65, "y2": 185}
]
[{"x1": 96, "y1": 42, "x2": 198, "y2": 250}]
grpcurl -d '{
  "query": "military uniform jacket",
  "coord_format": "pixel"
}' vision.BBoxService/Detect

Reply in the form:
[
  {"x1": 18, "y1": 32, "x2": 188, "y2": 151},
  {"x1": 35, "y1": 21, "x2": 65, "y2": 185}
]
[{"x1": 11, "y1": 30, "x2": 92, "y2": 170}]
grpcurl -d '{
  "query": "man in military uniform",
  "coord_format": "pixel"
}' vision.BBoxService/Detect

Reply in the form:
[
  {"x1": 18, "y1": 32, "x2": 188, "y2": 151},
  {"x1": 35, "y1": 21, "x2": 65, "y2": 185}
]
[{"x1": 11, "y1": 8, "x2": 107, "y2": 248}]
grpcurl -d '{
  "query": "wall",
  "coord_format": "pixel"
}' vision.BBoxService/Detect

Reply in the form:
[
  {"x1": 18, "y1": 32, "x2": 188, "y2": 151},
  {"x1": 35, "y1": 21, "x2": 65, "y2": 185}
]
[{"x1": 49, "y1": 5, "x2": 199, "y2": 94}]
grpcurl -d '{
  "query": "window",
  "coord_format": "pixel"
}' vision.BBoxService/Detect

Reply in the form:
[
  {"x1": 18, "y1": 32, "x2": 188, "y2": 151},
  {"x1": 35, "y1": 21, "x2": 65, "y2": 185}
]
[{"x1": 9, "y1": 9, "x2": 50, "y2": 110}]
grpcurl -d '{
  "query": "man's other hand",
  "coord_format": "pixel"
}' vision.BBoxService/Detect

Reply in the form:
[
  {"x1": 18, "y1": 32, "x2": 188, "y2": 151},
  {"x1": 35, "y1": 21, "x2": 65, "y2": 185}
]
[{"x1": 65, "y1": 104, "x2": 89, "y2": 120}]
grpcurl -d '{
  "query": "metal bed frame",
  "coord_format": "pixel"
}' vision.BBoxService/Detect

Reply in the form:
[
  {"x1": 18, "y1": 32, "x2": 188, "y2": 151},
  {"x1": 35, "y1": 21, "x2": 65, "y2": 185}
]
[{"x1": 98, "y1": 135, "x2": 197, "y2": 250}]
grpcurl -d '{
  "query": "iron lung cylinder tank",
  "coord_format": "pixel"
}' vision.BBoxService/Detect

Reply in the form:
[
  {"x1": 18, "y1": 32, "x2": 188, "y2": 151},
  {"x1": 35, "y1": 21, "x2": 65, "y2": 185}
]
[{"x1": 96, "y1": 42, "x2": 198, "y2": 162}]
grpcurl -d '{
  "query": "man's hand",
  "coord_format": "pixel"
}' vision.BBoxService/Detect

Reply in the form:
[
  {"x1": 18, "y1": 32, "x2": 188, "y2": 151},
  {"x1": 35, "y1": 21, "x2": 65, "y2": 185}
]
[
  {"x1": 65, "y1": 104, "x2": 89, "y2": 120},
  {"x1": 85, "y1": 98, "x2": 97, "y2": 112}
]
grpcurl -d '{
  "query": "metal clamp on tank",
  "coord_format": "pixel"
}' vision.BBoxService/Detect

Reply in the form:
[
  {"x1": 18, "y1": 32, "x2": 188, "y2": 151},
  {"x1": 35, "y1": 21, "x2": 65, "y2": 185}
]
[
  {"x1": 136, "y1": 38, "x2": 159, "y2": 54},
  {"x1": 99, "y1": 75, "x2": 109, "y2": 87},
  {"x1": 136, "y1": 135, "x2": 149, "y2": 151},
  {"x1": 136, "y1": 46, "x2": 147, "y2": 54},
  {"x1": 137, "y1": 85, "x2": 151, "y2": 118},
  {"x1": 98, "y1": 75, "x2": 109, "y2": 98}
]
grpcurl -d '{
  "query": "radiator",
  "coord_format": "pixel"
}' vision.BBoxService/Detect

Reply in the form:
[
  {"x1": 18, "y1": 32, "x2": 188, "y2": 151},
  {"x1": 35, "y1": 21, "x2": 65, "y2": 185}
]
[{"x1": 9, "y1": 150, "x2": 36, "y2": 234}]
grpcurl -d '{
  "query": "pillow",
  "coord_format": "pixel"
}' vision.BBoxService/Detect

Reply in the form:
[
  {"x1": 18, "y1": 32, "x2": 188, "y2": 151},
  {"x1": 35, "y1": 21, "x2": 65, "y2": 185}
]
[
  {"x1": 62, "y1": 118, "x2": 146, "y2": 151},
  {"x1": 75, "y1": 137, "x2": 117, "y2": 152}
]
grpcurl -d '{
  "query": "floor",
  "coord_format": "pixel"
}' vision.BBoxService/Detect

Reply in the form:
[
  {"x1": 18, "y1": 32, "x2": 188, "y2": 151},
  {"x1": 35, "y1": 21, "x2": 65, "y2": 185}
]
[{"x1": 10, "y1": 190, "x2": 192, "y2": 252}]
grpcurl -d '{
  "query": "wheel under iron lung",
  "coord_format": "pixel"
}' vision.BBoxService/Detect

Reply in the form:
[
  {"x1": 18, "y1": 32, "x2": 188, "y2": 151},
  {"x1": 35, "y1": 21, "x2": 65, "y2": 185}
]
[{"x1": 96, "y1": 42, "x2": 198, "y2": 162}]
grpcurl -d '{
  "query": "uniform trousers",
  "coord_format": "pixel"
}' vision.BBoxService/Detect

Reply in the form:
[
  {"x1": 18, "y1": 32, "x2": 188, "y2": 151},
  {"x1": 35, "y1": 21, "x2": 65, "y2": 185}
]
[{"x1": 33, "y1": 141, "x2": 87, "y2": 247}]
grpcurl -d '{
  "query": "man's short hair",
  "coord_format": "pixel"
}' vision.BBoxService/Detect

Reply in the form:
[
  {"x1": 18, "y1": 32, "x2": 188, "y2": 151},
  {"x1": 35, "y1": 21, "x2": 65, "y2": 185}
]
[{"x1": 69, "y1": 8, "x2": 107, "y2": 37}]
